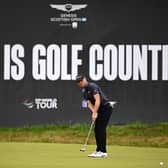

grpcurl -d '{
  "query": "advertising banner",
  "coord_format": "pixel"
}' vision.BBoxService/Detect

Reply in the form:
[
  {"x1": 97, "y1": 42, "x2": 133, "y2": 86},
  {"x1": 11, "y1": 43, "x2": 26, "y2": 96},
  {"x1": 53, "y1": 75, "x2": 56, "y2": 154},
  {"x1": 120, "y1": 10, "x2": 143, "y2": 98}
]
[{"x1": 0, "y1": 0, "x2": 168, "y2": 126}]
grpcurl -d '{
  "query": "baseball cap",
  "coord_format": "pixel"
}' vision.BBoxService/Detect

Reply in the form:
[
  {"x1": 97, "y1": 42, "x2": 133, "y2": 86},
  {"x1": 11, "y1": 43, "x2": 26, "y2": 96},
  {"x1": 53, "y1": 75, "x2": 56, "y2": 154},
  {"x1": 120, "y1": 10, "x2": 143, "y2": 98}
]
[{"x1": 75, "y1": 75, "x2": 86, "y2": 83}]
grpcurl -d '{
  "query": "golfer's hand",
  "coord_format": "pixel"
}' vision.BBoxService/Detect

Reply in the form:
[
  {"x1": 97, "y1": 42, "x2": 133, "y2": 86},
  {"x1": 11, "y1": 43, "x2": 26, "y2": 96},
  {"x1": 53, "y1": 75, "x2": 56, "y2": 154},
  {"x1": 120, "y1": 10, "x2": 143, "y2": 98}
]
[{"x1": 92, "y1": 112, "x2": 98, "y2": 121}]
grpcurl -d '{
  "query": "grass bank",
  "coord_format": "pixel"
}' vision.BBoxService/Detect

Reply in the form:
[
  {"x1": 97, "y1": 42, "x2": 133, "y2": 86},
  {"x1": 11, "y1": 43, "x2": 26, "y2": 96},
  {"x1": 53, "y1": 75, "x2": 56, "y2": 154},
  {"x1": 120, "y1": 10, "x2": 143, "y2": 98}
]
[{"x1": 0, "y1": 122, "x2": 168, "y2": 148}]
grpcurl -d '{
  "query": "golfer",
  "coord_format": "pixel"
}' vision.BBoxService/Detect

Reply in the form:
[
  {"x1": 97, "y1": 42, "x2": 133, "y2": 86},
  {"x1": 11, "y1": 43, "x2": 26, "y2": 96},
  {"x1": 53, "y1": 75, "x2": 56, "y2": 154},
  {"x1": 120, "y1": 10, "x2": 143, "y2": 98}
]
[{"x1": 76, "y1": 75, "x2": 112, "y2": 158}]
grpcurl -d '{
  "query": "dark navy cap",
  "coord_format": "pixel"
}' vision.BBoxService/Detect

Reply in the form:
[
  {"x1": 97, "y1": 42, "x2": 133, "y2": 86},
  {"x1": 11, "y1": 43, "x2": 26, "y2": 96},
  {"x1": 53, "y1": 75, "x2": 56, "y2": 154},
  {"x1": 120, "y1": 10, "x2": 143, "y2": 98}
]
[{"x1": 75, "y1": 75, "x2": 85, "y2": 82}]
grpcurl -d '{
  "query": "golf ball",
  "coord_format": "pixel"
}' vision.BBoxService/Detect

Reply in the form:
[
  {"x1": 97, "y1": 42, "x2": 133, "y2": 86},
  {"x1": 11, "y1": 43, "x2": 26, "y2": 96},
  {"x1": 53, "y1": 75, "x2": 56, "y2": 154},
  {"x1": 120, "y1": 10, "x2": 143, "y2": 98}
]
[{"x1": 160, "y1": 162, "x2": 164, "y2": 166}]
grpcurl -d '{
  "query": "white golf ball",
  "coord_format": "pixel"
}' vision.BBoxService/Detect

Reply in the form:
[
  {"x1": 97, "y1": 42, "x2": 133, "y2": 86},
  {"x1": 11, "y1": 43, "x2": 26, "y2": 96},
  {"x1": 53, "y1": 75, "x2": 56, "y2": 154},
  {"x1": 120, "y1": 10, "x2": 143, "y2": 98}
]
[{"x1": 160, "y1": 162, "x2": 164, "y2": 166}]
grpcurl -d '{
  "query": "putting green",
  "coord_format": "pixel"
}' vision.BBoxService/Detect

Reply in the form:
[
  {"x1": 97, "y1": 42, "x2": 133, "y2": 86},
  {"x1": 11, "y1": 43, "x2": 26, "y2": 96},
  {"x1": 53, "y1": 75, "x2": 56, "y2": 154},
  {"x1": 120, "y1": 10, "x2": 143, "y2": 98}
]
[{"x1": 0, "y1": 142, "x2": 167, "y2": 168}]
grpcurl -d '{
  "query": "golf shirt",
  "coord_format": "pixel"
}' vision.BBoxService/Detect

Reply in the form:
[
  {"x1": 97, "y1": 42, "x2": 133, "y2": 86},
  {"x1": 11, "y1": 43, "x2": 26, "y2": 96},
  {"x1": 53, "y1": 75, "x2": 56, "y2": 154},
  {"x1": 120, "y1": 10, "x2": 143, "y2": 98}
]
[{"x1": 82, "y1": 82, "x2": 109, "y2": 108}]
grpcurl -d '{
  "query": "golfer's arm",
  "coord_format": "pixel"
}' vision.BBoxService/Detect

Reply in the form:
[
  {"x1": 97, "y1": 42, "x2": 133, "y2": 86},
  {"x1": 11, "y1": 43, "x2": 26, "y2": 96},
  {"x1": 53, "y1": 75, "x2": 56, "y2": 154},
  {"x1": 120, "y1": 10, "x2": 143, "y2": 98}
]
[{"x1": 88, "y1": 94, "x2": 101, "y2": 113}]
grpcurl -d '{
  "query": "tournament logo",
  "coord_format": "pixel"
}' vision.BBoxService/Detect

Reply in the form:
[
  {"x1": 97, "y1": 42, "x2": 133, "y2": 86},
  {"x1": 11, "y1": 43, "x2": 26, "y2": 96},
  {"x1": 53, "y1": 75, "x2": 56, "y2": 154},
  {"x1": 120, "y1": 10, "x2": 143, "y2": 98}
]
[
  {"x1": 22, "y1": 98, "x2": 58, "y2": 110},
  {"x1": 50, "y1": 4, "x2": 87, "y2": 13},
  {"x1": 22, "y1": 98, "x2": 34, "y2": 109},
  {"x1": 35, "y1": 98, "x2": 58, "y2": 110},
  {"x1": 50, "y1": 3, "x2": 88, "y2": 29}
]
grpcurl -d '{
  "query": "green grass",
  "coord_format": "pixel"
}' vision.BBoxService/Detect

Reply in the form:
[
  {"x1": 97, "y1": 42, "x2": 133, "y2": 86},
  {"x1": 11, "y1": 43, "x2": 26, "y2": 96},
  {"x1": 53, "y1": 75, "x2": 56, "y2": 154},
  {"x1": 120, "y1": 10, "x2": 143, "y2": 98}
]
[
  {"x1": 0, "y1": 122, "x2": 168, "y2": 147},
  {"x1": 0, "y1": 142, "x2": 167, "y2": 168}
]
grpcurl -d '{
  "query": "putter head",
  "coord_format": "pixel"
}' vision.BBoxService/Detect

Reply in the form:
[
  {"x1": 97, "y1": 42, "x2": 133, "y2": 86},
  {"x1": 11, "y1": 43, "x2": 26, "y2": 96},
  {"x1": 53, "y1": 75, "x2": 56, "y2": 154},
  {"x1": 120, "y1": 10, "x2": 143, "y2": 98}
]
[{"x1": 80, "y1": 148, "x2": 86, "y2": 152}]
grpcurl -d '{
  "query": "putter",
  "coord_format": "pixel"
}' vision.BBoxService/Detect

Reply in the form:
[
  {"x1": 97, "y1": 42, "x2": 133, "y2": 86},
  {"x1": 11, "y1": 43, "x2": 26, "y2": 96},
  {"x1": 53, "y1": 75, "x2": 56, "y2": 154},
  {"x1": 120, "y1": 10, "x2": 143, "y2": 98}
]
[{"x1": 80, "y1": 120, "x2": 95, "y2": 152}]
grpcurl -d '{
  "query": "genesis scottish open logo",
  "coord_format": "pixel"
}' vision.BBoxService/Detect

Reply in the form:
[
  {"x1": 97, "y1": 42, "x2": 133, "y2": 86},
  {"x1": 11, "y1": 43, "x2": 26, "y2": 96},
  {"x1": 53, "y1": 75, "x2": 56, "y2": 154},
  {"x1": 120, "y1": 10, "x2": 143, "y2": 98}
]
[
  {"x1": 50, "y1": 3, "x2": 88, "y2": 29},
  {"x1": 50, "y1": 4, "x2": 87, "y2": 13}
]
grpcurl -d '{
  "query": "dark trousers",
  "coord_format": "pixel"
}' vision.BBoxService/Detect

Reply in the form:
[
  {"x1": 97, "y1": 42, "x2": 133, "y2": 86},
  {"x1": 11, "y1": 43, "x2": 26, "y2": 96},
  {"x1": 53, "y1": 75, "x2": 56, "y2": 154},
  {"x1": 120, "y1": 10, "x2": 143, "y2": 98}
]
[{"x1": 94, "y1": 105, "x2": 112, "y2": 153}]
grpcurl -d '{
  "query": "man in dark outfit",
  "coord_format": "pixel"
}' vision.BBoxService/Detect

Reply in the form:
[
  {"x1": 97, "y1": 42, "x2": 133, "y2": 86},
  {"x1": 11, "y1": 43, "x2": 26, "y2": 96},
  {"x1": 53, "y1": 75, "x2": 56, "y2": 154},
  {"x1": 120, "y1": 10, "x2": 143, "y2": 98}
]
[{"x1": 76, "y1": 75, "x2": 112, "y2": 158}]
